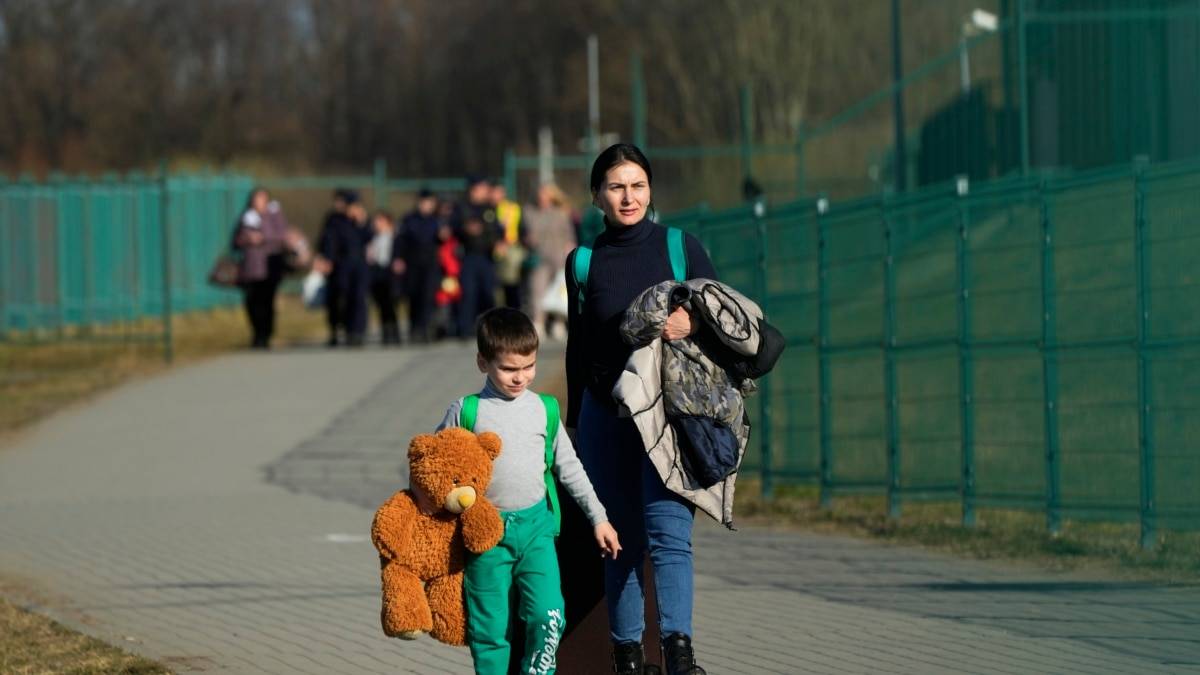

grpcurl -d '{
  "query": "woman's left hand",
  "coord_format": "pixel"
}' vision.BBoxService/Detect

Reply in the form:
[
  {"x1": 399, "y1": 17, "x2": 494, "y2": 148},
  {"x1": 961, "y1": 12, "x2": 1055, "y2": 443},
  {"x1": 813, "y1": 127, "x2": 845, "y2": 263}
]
[{"x1": 662, "y1": 306, "x2": 698, "y2": 341}]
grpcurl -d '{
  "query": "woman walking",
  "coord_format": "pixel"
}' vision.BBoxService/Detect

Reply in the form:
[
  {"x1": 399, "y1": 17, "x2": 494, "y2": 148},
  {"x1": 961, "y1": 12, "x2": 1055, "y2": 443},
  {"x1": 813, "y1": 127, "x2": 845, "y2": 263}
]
[
  {"x1": 234, "y1": 188, "x2": 290, "y2": 349},
  {"x1": 523, "y1": 182, "x2": 576, "y2": 339},
  {"x1": 565, "y1": 144, "x2": 715, "y2": 675}
]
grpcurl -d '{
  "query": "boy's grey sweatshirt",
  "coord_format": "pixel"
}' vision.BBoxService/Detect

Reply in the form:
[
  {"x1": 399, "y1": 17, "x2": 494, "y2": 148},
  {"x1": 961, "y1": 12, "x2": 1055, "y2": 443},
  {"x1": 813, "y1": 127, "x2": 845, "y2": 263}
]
[{"x1": 438, "y1": 379, "x2": 608, "y2": 526}]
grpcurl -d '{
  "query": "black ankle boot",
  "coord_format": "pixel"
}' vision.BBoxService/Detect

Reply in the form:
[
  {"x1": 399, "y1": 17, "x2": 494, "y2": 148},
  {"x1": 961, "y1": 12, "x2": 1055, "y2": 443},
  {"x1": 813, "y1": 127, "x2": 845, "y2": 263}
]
[
  {"x1": 613, "y1": 641, "x2": 663, "y2": 675},
  {"x1": 661, "y1": 633, "x2": 705, "y2": 675}
]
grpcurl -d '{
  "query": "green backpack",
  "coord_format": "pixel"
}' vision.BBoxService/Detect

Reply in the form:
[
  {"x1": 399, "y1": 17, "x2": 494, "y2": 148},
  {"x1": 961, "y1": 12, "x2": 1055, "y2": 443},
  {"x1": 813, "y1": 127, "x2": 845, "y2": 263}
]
[
  {"x1": 572, "y1": 226, "x2": 688, "y2": 312},
  {"x1": 459, "y1": 393, "x2": 562, "y2": 536}
]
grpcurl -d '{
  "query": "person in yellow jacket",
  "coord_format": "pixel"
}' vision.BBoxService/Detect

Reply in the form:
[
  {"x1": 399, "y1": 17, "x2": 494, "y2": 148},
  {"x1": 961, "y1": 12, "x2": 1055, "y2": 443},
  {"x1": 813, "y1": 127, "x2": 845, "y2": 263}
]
[{"x1": 491, "y1": 182, "x2": 526, "y2": 309}]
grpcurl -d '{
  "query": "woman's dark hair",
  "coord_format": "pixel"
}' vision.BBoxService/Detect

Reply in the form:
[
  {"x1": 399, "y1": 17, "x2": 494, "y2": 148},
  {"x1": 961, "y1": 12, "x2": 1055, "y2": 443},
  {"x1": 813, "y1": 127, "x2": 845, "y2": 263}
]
[
  {"x1": 245, "y1": 187, "x2": 269, "y2": 210},
  {"x1": 589, "y1": 143, "x2": 653, "y2": 195}
]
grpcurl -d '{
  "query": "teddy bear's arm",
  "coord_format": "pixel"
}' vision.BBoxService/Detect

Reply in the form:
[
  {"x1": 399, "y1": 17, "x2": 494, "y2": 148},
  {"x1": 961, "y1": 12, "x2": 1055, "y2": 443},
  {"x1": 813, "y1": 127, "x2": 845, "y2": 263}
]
[
  {"x1": 371, "y1": 491, "x2": 418, "y2": 560},
  {"x1": 460, "y1": 497, "x2": 504, "y2": 554}
]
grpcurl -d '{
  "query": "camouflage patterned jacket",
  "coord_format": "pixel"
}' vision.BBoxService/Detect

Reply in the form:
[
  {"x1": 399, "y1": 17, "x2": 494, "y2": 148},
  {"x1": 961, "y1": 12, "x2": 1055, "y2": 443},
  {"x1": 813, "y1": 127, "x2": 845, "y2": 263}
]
[{"x1": 612, "y1": 278, "x2": 767, "y2": 527}]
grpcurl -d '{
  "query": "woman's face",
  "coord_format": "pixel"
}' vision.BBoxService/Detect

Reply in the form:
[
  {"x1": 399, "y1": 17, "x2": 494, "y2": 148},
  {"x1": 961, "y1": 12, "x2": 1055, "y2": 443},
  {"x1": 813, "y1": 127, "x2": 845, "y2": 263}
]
[
  {"x1": 594, "y1": 161, "x2": 650, "y2": 226},
  {"x1": 252, "y1": 190, "x2": 270, "y2": 213}
]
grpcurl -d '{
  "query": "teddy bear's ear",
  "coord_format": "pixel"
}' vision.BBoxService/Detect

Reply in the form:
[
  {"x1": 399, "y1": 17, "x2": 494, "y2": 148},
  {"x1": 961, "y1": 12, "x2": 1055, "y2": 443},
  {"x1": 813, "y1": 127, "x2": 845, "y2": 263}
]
[
  {"x1": 477, "y1": 431, "x2": 502, "y2": 460},
  {"x1": 408, "y1": 434, "x2": 437, "y2": 461}
]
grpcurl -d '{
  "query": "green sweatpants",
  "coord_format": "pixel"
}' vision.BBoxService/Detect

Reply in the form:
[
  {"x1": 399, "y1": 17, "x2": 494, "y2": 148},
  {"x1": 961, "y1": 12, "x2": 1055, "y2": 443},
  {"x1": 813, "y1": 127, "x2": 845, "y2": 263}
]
[{"x1": 465, "y1": 499, "x2": 565, "y2": 675}]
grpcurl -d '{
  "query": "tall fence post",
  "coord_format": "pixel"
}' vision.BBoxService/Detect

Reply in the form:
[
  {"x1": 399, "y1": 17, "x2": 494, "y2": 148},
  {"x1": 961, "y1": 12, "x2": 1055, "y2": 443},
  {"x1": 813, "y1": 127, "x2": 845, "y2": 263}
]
[
  {"x1": 374, "y1": 157, "x2": 388, "y2": 210},
  {"x1": 52, "y1": 173, "x2": 70, "y2": 336},
  {"x1": 794, "y1": 124, "x2": 806, "y2": 200},
  {"x1": 816, "y1": 196, "x2": 833, "y2": 509},
  {"x1": 1039, "y1": 180, "x2": 1060, "y2": 534},
  {"x1": 159, "y1": 161, "x2": 173, "y2": 364},
  {"x1": 1017, "y1": 0, "x2": 1030, "y2": 175},
  {"x1": 755, "y1": 198, "x2": 773, "y2": 499},
  {"x1": 503, "y1": 149, "x2": 517, "y2": 200},
  {"x1": 883, "y1": 197, "x2": 901, "y2": 519},
  {"x1": 740, "y1": 84, "x2": 754, "y2": 188},
  {"x1": 0, "y1": 180, "x2": 7, "y2": 339},
  {"x1": 956, "y1": 176, "x2": 977, "y2": 527},
  {"x1": 1133, "y1": 162, "x2": 1156, "y2": 550},
  {"x1": 24, "y1": 178, "x2": 40, "y2": 335}
]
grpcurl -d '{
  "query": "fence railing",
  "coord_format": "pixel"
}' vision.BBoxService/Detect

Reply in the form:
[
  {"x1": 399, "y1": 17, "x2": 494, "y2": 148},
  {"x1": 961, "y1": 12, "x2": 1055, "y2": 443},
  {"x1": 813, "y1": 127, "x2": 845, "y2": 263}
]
[
  {"x1": 666, "y1": 156, "x2": 1200, "y2": 547},
  {"x1": 0, "y1": 171, "x2": 253, "y2": 357}
]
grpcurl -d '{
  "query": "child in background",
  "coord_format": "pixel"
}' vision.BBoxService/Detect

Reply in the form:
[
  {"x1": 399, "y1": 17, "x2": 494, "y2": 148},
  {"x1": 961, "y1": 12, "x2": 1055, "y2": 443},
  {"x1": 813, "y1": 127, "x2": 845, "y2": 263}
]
[{"x1": 367, "y1": 211, "x2": 403, "y2": 345}]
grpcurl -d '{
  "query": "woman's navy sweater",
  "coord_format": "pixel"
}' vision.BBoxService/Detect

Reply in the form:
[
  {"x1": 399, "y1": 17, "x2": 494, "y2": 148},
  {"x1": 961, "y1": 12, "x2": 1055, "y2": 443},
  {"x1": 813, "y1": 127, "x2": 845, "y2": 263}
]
[{"x1": 565, "y1": 217, "x2": 717, "y2": 428}]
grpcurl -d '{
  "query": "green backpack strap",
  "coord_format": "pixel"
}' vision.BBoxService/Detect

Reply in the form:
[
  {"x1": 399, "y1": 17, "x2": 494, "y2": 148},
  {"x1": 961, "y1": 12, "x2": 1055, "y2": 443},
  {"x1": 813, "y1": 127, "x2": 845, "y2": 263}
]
[
  {"x1": 572, "y1": 246, "x2": 592, "y2": 314},
  {"x1": 538, "y1": 393, "x2": 562, "y2": 537},
  {"x1": 460, "y1": 392, "x2": 562, "y2": 537},
  {"x1": 572, "y1": 227, "x2": 688, "y2": 313},
  {"x1": 667, "y1": 226, "x2": 688, "y2": 281},
  {"x1": 459, "y1": 394, "x2": 479, "y2": 431}
]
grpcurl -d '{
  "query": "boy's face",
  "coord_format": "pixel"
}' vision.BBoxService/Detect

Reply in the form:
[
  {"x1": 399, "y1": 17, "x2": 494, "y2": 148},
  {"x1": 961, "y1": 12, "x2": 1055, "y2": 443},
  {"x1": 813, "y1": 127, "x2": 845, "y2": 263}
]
[{"x1": 477, "y1": 350, "x2": 536, "y2": 398}]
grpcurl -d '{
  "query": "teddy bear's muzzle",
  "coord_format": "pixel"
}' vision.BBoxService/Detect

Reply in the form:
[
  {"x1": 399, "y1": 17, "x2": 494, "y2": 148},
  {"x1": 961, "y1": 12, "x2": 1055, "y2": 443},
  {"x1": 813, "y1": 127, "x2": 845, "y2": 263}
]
[{"x1": 443, "y1": 486, "x2": 477, "y2": 514}]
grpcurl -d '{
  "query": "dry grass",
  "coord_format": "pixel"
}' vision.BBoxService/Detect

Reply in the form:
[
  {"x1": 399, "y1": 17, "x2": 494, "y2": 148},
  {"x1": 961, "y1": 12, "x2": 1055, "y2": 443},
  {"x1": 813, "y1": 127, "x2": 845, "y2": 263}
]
[
  {"x1": 0, "y1": 294, "x2": 326, "y2": 437},
  {"x1": 0, "y1": 596, "x2": 167, "y2": 675},
  {"x1": 735, "y1": 482, "x2": 1200, "y2": 583}
]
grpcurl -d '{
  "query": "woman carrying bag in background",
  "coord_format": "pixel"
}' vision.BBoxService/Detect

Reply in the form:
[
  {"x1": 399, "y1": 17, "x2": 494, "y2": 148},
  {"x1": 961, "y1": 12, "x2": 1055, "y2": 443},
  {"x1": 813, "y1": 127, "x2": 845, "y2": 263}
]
[{"x1": 233, "y1": 187, "x2": 292, "y2": 349}]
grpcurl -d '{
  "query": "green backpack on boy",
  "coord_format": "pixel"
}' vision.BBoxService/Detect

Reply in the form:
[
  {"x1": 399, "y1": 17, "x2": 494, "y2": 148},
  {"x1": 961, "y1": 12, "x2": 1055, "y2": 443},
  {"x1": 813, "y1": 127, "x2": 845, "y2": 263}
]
[{"x1": 459, "y1": 393, "x2": 562, "y2": 537}]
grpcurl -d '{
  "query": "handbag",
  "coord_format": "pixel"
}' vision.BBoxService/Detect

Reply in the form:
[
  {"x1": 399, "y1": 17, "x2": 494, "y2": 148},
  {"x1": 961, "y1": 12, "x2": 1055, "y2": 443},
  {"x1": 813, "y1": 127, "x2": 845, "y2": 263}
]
[
  {"x1": 302, "y1": 270, "x2": 326, "y2": 309},
  {"x1": 207, "y1": 255, "x2": 241, "y2": 288},
  {"x1": 540, "y1": 269, "x2": 569, "y2": 317}
]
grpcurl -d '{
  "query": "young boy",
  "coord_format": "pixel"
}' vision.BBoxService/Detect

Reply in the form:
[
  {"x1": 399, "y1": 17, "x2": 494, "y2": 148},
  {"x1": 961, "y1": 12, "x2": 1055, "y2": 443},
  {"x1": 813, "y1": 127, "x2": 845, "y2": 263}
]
[{"x1": 437, "y1": 307, "x2": 620, "y2": 675}]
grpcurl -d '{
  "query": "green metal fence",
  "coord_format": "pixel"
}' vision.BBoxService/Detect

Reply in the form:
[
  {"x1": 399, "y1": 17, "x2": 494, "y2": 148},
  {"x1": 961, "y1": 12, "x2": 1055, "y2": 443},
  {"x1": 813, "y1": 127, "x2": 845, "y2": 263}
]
[
  {"x1": 666, "y1": 156, "x2": 1200, "y2": 547},
  {"x1": 0, "y1": 171, "x2": 254, "y2": 356},
  {"x1": 801, "y1": 0, "x2": 1200, "y2": 200}
]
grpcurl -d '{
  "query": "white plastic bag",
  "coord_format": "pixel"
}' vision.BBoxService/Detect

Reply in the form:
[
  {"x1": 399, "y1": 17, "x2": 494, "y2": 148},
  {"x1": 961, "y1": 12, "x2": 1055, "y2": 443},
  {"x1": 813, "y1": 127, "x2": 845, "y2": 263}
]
[
  {"x1": 302, "y1": 270, "x2": 326, "y2": 309},
  {"x1": 541, "y1": 269, "x2": 569, "y2": 318}
]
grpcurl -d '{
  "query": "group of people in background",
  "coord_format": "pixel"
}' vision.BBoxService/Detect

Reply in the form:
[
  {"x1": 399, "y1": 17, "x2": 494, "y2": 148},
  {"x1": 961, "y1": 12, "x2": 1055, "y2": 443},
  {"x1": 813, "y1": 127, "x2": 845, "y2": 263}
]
[{"x1": 232, "y1": 176, "x2": 581, "y2": 350}]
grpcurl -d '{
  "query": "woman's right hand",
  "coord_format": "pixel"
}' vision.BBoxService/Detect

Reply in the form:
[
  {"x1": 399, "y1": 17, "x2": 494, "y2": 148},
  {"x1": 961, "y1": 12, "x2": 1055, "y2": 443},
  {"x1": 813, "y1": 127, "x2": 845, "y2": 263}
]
[{"x1": 662, "y1": 306, "x2": 698, "y2": 341}]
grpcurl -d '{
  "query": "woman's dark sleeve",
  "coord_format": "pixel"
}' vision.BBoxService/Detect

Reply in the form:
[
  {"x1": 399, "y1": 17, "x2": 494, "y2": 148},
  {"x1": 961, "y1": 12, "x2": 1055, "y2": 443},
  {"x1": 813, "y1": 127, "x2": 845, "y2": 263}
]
[
  {"x1": 564, "y1": 248, "x2": 585, "y2": 429},
  {"x1": 685, "y1": 232, "x2": 718, "y2": 281},
  {"x1": 391, "y1": 227, "x2": 406, "y2": 262},
  {"x1": 317, "y1": 219, "x2": 335, "y2": 259}
]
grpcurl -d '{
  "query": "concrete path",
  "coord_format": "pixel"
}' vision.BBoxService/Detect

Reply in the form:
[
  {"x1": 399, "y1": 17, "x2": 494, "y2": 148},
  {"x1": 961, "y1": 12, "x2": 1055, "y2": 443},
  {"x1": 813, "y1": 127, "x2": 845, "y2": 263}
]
[{"x1": 1, "y1": 342, "x2": 1197, "y2": 674}]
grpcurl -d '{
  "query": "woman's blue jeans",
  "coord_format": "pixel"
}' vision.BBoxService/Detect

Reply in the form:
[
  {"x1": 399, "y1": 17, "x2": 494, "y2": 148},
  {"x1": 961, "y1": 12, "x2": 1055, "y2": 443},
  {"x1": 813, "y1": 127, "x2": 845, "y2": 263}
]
[{"x1": 576, "y1": 391, "x2": 695, "y2": 644}]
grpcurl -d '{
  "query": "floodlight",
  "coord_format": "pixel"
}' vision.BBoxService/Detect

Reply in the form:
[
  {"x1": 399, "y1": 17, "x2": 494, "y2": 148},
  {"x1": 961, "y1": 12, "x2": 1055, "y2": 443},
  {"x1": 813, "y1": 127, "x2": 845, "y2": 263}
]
[{"x1": 970, "y1": 9, "x2": 999, "y2": 33}]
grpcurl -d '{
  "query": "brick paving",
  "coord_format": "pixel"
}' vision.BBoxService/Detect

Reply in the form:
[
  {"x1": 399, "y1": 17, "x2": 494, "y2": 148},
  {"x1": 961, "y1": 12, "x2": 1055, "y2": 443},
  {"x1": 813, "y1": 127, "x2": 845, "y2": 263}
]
[{"x1": 1, "y1": 342, "x2": 1197, "y2": 674}]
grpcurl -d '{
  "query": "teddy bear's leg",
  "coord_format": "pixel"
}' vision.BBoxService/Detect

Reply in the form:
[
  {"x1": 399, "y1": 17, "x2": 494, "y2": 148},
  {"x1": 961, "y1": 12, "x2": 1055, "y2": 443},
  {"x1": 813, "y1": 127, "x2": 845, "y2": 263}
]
[
  {"x1": 380, "y1": 563, "x2": 433, "y2": 639},
  {"x1": 426, "y1": 570, "x2": 468, "y2": 646}
]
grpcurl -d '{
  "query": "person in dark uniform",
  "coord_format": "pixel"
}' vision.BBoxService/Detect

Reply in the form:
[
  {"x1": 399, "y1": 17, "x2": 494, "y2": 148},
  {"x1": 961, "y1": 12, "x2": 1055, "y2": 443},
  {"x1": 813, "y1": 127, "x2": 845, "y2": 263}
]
[
  {"x1": 316, "y1": 189, "x2": 352, "y2": 346},
  {"x1": 367, "y1": 210, "x2": 403, "y2": 345},
  {"x1": 400, "y1": 189, "x2": 445, "y2": 343},
  {"x1": 341, "y1": 199, "x2": 373, "y2": 346},
  {"x1": 455, "y1": 175, "x2": 502, "y2": 338},
  {"x1": 316, "y1": 189, "x2": 372, "y2": 347}
]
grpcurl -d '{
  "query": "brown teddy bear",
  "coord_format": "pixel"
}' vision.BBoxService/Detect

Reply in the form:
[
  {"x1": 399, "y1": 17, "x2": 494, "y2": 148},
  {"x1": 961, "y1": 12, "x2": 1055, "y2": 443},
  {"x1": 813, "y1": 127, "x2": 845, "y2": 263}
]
[{"x1": 370, "y1": 427, "x2": 505, "y2": 645}]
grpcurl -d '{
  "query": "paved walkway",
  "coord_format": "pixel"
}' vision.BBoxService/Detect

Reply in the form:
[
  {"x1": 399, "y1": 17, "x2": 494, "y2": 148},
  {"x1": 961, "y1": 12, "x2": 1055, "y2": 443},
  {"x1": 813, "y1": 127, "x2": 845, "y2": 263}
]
[{"x1": 0, "y1": 342, "x2": 1197, "y2": 674}]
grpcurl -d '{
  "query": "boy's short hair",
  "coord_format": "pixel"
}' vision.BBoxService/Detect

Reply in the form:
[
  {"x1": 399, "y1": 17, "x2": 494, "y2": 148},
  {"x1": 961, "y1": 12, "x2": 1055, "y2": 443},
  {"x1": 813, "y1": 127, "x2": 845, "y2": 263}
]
[{"x1": 476, "y1": 308, "x2": 539, "y2": 361}]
